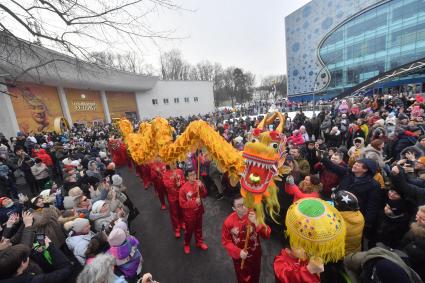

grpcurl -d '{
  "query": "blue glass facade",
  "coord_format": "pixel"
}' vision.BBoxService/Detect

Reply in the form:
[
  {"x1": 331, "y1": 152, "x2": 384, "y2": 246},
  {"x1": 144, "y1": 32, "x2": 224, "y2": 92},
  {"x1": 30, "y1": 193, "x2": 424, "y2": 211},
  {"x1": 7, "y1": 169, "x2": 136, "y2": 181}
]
[{"x1": 319, "y1": 0, "x2": 425, "y2": 97}]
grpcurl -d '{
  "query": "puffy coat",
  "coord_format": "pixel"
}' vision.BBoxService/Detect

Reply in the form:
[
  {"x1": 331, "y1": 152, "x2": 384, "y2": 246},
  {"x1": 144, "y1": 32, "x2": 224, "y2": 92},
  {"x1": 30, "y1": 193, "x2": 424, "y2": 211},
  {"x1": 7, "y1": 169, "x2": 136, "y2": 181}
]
[
  {"x1": 66, "y1": 231, "x2": 95, "y2": 265},
  {"x1": 89, "y1": 210, "x2": 118, "y2": 232},
  {"x1": 340, "y1": 211, "x2": 364, "y2": 255}
]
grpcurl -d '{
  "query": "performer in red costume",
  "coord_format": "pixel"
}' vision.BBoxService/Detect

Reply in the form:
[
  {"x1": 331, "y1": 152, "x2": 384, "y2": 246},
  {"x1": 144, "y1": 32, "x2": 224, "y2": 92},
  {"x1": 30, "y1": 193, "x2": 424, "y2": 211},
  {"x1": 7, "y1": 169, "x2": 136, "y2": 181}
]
[
  {"x1": 163, "y1": 163, "x2": 185, "y2": 238},
  {"x1": 273, "y1": 248, "x2": 322, "y2": 283},
  {"x1": 139, "y1": 164, "x2": 152, "y2": 189},
  {"x1": 150, "y1": 160, "x2": 167, "y2": 210},
  {"x1": 222, "y1": 194, "x2": 271, "y2": 283},
  {"x1": 179, "y1": 170, "x2": 208, "y2": 254},
  {"x1": 108, "y1": 138, "x2": 130, "y2": 168}
]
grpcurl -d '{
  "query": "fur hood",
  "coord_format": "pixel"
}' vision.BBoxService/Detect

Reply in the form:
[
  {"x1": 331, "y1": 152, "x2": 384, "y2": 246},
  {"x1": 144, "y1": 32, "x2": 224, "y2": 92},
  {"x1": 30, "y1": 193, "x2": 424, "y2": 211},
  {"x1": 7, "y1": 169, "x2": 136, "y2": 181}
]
[{"x1": 410, "y1": 222, "x2": 425, "y2": 238}]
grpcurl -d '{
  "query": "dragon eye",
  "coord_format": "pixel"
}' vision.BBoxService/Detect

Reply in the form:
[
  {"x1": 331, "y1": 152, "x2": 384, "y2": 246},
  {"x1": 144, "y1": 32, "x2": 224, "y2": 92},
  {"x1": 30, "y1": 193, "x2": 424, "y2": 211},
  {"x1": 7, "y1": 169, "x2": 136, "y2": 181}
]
[
  {"x1": 269, "y1": 142, "x2": 279, "y2": 150},
  {"x1": 251, "y1": 138, "x2": 259, "y2": 143}
]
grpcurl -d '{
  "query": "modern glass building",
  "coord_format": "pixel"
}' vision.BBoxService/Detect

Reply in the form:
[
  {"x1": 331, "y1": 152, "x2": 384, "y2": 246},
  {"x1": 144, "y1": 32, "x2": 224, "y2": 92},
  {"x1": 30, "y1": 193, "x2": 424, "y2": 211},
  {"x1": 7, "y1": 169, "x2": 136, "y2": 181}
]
[{"x1": 285, "y1": 0, "x2": 425, "y2": 101}]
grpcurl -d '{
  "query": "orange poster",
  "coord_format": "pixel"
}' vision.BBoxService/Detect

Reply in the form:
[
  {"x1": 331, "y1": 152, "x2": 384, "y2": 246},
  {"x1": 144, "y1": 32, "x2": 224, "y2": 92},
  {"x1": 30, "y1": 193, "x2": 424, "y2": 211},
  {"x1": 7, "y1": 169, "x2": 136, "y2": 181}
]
[
  {"x1": 106, "y1": 92, "x2": 137, "y2": 119},
  {"x1": 8, "y1": 83, "x2": 63, "y2": 133},
  {"x1": 65, "y1": 88, "x2": 105, "y2": 123}
]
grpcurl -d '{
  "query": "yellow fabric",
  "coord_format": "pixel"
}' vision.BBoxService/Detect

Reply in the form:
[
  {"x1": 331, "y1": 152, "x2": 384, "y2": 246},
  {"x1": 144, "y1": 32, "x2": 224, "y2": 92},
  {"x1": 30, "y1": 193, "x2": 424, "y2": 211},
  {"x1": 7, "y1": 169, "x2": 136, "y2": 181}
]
[
  {"x1": 374, "y1": 172, "x2": 385, "y2": 189},
  {"x1": 340, "y1": 211, "x2": 365, "y2": 255}
]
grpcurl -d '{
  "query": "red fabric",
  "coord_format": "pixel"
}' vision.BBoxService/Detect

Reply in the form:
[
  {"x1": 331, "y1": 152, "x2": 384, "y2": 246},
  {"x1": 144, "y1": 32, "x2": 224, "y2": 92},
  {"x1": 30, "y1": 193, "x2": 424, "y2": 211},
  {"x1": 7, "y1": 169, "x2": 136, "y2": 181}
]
[
  {"x1": 274, "y1": 249, "x2": 320, "y2": 283},
  {"x1": 179, "y1": 180, "x2": 207, "y2": 244},
  {"x1": 32, "y1": 149, "x2": 53, "y2": 167},
  {"x1": 163, "y1": 168, "x2": 185, "y2": 231},
  {"x1": 313, "y1": 162, "x2": 343, "y2": 198},
  {"x1": 139, "y1": 164, "x2": 152, "y2": 187},
  {"x1": 287, "y1": 133, "x2": 304, "y2": 146},
  {"x1": 151, "y1": 162, "x2": 167, "y2": 206},
  {"x1": 109, "y1": 141, "x2": 129, "y2": 167},
  {"x1": 222, "y1": 212, "x2": 271, "y2": 283},
  {"x1": 284, "y1": 183, "x2": 319, "y2": 203}
]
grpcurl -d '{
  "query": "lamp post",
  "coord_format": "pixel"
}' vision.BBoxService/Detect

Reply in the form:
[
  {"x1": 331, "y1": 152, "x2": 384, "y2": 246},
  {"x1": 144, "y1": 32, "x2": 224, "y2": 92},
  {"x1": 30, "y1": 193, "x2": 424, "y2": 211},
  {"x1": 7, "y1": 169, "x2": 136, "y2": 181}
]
[{"x1": 313, "y1": 66, "x2": 331, "y2": 116}]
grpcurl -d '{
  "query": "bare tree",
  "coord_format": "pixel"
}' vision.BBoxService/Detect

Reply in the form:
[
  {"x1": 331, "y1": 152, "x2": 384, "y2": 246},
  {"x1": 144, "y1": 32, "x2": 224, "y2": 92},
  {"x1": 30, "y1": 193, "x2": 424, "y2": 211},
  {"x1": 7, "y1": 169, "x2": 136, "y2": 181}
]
[{"x1": 0, "y1": 0, "x2": 181, "y2": 86}]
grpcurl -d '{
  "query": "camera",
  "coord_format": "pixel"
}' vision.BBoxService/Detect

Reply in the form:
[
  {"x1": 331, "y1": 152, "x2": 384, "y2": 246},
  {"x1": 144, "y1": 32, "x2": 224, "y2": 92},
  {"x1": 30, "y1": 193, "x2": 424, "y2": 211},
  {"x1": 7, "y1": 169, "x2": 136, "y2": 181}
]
[{"x1": 36, "y1": 233, "x2": 45, "y2": 246}]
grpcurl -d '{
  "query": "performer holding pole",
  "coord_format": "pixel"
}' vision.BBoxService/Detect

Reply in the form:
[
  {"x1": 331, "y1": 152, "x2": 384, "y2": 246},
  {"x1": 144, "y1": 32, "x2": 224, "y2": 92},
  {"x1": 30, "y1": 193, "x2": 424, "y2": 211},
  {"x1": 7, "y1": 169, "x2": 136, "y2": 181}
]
[
  {"x1": 222, "y1": 194, "x2": 271, "y2": 283},
  {"x1": 163, "y1": 163, "x2": 185, "y2": 238}
]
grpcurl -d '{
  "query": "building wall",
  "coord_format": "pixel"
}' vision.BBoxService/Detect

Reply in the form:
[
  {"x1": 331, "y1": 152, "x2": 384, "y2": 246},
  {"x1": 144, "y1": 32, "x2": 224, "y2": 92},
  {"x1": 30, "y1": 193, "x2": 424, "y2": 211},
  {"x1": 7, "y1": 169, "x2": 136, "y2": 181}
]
[
  {"x1": 65, "y1": 88, "x2": 105, "y2": 124},
  {"x1": 285, "y1": 0, "x2": 380, "y2": 97},
  {"x1": 0, "y1": 85, "x2": 19, "y2": 139},
  {"x1": 135, "y1": 81, "x2": 215, "y2": 119},
  {"x1": 106, "y1": 92, "x2": 138, "y2": 119}
]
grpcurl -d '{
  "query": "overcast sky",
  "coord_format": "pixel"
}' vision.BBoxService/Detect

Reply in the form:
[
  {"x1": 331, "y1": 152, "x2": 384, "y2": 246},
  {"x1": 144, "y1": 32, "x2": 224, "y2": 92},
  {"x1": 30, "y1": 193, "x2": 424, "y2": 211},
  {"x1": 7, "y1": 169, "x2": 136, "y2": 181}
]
[{"x1": 142, "y1": 0, "x2": 311, "y2": 81}]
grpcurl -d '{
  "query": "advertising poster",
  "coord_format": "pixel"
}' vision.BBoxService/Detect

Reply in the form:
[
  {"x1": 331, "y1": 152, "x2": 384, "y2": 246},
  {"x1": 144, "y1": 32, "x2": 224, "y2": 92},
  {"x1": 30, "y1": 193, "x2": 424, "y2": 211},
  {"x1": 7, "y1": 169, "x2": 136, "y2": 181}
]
[
  {"x1": 65, "y1": 88, "x2": 105, "y2": 124},
  {"x1": 8, "y1": 83, "x2": 64, "y2": 133},
  {"x1": 106, "y1": 91, "x2": 138, "y2": 119}
]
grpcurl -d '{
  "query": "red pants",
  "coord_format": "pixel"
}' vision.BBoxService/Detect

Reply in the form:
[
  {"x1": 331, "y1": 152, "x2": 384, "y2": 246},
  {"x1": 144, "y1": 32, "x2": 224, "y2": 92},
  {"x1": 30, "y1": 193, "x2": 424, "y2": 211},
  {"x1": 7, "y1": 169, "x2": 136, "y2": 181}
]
[
  {"x1": 154, "y1": 182, "x2": 167, "y2": 206},
  {"x1": 168, "y1": 199, "x2": 183, "y2": 231},
  {"x1": 232, "y1": 249, "x2": 261, "y2": 283},
  {"x1": 141, "y1": 166, "x2": 152, "y2": 187},
  {"x1": 183, "y1": 213, "x2": 203, "y2": 245}
]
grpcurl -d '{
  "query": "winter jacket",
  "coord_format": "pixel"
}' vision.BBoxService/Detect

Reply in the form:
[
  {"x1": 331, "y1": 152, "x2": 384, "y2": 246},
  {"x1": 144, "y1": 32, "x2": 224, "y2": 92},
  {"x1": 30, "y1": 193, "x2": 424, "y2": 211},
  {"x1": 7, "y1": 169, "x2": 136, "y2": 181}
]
[
  {"x1": 344, "y1": 247, "x2": 423, "y2": 283},
  {"x1": 32, "y1": 207, "x2": 66, "y2": 248},
  {"x1": 66, "y1": 231, "x2": 95, "y2": 265},
  {"x1": 294, "y1": 158, "x2": 310, "y2": 178},
  {"x1": 391, "y1": 171, "x2": 425, "y2": 208},
  {"x1": 314, "y1": 161, "x2": 345, "y2": 199},
  {"x1": 89, "y1": 211, "x2": 118, "y2": 232},
  {"x1": 340, "y1": 211, "x2": 364, "y2": 255},
  {"x1": 287, "y1": 133, "x2": 304, "y2": 146},
  {"x1": 322, "y1": 158, "x2": 382, "y2": 229},
  {"x1": 32, "y1": 149, "x2": 53, "y2": 167},
  {"x1": 401, "y1": 141, "x2": 425, "y2": 158},
  {"x1": 0, "y1": 245, "x2": 72, "y2": 283},
  {"x1": 399, "y1": 224, "x2": 425, "y2": 281},
  {"x1": 108, "y1": 236, "x2": 142, "y2": 278}
]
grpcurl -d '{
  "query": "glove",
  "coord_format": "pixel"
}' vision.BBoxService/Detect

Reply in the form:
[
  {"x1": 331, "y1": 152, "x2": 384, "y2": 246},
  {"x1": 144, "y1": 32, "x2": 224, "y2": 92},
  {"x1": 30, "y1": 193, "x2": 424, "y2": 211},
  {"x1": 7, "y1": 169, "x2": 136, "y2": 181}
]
[{"x1": 286, "y1": 175, "x2": 294, "y2": 185}]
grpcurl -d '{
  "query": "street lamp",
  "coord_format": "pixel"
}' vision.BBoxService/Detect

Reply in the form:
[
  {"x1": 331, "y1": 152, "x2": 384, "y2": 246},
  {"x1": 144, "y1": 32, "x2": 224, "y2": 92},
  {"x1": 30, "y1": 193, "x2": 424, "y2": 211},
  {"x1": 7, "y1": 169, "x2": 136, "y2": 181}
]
[{"x1": 313, "y1": 66, "x2": 331, "y2": 116}]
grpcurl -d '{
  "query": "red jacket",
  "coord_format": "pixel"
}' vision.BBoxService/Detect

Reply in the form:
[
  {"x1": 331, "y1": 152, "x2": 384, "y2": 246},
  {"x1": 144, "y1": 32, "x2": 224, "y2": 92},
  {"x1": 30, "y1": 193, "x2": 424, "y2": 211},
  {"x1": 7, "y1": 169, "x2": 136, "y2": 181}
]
[
  {"x1": 285, "y1": 183, "x2": 319, "y2": 203},
  {"x1": 150, "y1": 162, "x2": 166, "y2": 188},
  {"x1": 287, "y1": 133, "x2": 304, "y2": 146},
  {"x1": 222, "y1": 211, "x2": 270, "y2": 259},
  {"x1": 32, "y1": 149, "x2": 53, "y2": 167},
  {"x1": 163, "y1": 168, "x2": 185, "y2": 202},
  {"x1": 314, "y1": 162, "x2": 345, "y2": 198},
  {"x1": 274, "y1": 249, "x2": 320, "y2": 283},
  {"x1": 179, "y1": 180, "x2": 207, "y2": 217}
]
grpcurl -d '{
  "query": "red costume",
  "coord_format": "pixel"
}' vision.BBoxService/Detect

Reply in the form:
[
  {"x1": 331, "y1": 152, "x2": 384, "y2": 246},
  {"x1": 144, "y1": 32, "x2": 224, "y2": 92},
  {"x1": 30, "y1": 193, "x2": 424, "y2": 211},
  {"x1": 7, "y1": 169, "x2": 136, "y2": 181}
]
[
  {"x1": 163, "y1": 168, "x2": 185, "y2": 235},
  {"x1": 108, "y1": 140, "x2": 130, "y2": 167},
  {"x1": 273, "y1": 249, "x2": 320, "y2": 283},
  {"x1": 222, "y1": 212, "x2": 271, "y2": 283},
  {"x1": 179, "y1": 180, "x2": 207, "y2": 246},
  {"x1": 137, "y1": 164, "x2": 152, "y2": 189},
  {"x1": 150, "y1": 161, "x2": 167, "y2": 208}
]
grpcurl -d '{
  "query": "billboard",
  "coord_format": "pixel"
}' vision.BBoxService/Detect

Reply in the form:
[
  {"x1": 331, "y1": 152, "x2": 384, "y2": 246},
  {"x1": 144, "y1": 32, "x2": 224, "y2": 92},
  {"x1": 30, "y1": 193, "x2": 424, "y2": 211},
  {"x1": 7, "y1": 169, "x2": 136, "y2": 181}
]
[
  {"x1": 65, "y1": 88, "x2": 105, "y2": 123},
  {"x1": 106, "y1": 92, "x2": 138, "y2": 119},
  {"x1": 8, "y1": 83, "x2": 64, "y2": 133}
]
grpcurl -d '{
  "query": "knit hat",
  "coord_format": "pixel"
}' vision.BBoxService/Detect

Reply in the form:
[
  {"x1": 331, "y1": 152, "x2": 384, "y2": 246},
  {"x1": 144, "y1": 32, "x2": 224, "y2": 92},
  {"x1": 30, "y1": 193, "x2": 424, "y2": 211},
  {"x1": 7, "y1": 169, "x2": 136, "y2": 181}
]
[
  {"x1": 373, "y1": 258, "x2": 411, "y2": 283},
  {"x1": 398, "y1": 113, "x2": 408, "y2": 120},
  {"x1": 386, "y1": 199, "x2": 406, "y2": 216},
  {"x1": 112, "y1": 174, "x2": 123, "y2": 186},
  {"x1": 70, "y1": 160, "x2": 80, "y2": 167},
  {"x1": 418, "y1": 135, "x2": 425, "y2": 141},
  {"x1": 108, "y1": 227, "x2": 127, "y2": 247},
  {"x1": 70, "y1": 218, "x2": 89, "y2": 233},
  {"x1": 357, "y1": 158, "x2": 378, "y2": 174},
  {"x1": 31, "y1": 196, "x2": 43, "y2": 205},
  {"x1": 113, "y1": 219, "x2": 128, "y2": 232},
  {"x1": 63, "y1": 196, "x2": 76, "y2": 210},
  {"x1": 91, "y1": 200, "x2": 105, "y2": 214},
  {"x1": 285, "y1": 198, "x2": 346, "y2": 263}
]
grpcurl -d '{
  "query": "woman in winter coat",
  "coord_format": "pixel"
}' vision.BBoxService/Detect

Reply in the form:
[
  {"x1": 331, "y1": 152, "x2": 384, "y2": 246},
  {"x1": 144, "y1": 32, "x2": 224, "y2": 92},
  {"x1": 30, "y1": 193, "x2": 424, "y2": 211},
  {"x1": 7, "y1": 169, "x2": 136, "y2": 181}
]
[
  {"x1": 65, "y1": 218, "x2": 96, "y2": 265},
  {"x1": 347, "y1": 137, "x2": 365, "y2": 167},
  {"x1": 361, "y1": 139, "x2": 386, "y2": 170},
  {"x1": 89, "y1": 198, "x2": 126, "y2": 232},
  {"x1": 284, "y1": 175, "x2": 321, "y2": 203},
  {"x1": 30, "y1": 158, "x2": 50, "y2": 191}
]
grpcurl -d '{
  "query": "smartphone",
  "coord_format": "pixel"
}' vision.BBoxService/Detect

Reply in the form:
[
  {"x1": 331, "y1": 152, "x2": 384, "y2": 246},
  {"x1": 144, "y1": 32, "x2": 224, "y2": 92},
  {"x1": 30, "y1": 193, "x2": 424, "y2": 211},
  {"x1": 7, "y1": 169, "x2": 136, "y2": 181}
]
[{"x1": 36, "y1": 233, "x2": 45, "y2": 246}]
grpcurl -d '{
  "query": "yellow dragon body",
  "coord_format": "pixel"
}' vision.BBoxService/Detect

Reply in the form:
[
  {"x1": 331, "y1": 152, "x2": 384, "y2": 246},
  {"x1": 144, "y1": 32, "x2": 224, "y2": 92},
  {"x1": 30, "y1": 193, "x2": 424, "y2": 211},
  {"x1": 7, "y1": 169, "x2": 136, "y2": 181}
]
[{"x1": 118, "y1": 112, "x2": 287, "y2": 225}]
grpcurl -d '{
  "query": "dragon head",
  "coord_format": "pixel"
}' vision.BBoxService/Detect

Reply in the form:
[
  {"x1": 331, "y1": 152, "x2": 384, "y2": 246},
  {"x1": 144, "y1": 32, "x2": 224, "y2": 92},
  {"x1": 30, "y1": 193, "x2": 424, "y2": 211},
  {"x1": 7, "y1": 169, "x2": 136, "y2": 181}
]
[{"x1": 240, "y1": 112, "x2": 286, "y2": 206}]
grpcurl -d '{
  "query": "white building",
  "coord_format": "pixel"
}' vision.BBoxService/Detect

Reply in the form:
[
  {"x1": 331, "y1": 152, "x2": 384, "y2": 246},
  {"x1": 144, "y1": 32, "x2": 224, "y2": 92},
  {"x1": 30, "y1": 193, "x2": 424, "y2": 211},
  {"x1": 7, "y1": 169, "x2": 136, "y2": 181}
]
[{"x1": 0, "y1": 34, "x2": 214, "y2": 138}]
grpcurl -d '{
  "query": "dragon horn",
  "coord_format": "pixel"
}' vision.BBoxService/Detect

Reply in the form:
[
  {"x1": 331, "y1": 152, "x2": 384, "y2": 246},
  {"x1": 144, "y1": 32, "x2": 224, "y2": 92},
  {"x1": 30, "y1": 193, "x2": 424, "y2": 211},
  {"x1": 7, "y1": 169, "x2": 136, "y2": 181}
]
[
  {"x1": 257, "y1": 112, "x2": 279, "y2": 130},
  {"x1": 257, "y1": 113, "x2": 269, "y2": 130},
  {"x1": 276, "y1": 112, "x2": 286, "y2": 133}
]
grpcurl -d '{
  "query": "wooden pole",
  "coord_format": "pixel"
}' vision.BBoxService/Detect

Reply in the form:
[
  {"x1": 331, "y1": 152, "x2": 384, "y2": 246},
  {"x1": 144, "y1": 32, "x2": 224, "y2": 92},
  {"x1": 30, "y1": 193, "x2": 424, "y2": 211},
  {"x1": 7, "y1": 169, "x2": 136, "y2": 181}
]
[{"x1": 241, "y1": 224, "x2": 251, "y2": 270}]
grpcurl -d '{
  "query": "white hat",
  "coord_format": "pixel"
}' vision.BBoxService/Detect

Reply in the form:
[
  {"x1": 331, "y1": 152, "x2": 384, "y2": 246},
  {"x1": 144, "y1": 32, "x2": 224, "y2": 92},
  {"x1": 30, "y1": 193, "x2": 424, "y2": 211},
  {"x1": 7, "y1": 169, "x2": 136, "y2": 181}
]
[
  {"x1": 91, "y1": 200, "x2": 105, "y2": 214},
  {"x1": 112, "y1": 174, "x2": 123, "y2": 186},
  {"x1": 70, "y1": 160, "x2": 80, "y2": 167},
  {"x1": 71, "y1": 218, "x2": 90, "y2": 233}
]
